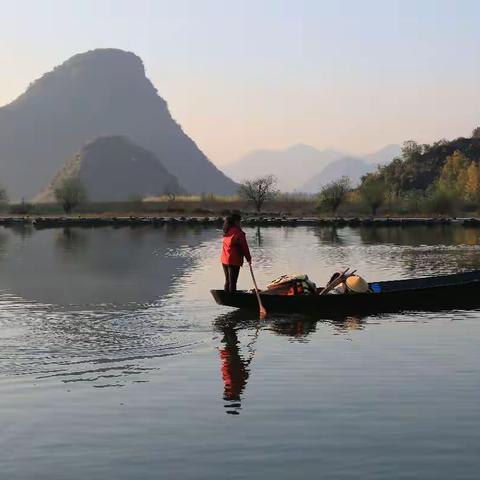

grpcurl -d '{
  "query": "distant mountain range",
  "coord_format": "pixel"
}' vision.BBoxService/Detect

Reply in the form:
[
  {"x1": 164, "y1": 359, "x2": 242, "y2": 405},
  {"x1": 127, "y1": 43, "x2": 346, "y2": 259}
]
[
  {"x1": 0, "y1": 48, "x2": 237, "y2": 200},
  {"x1": 35, "y1": 135, "x2": 184, "y2": 202},
  {"x1": 226, "y1": 143, "x2": 401, "y2": 193},
  {"x1": 0, "y1": 47, "x2": 402, "y2": 199},
  {"x1": 300, "y1": 144, "x2": 402, "y2": 193},
  {"x1": 362, "y1": 144, "x2": 402, "y2": 165},
  {"x1": 299, "y1": 156, "x2": 372, "y2": 192},
  {"x1": 224, "y1": 144, "x2": 344, "y2": 192}
]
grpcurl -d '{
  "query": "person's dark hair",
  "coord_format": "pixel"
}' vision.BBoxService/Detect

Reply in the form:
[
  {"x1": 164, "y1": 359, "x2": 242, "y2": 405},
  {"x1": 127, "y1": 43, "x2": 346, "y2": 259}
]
[{"x1": 223, "y1": 213, "x2": 242, "y2": 235}]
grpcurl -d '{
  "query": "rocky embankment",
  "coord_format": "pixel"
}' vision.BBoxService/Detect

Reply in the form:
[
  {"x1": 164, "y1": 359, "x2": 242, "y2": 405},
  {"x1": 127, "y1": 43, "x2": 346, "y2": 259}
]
[{"x1": 1, "y1": 216, "x2": 480, "y2": 230}]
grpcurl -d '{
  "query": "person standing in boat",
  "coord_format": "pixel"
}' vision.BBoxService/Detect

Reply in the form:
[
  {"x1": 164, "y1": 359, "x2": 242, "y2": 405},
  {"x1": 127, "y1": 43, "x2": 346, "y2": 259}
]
[{"x1": 221, "y1": 213, "x2": 252, "y2": 293}]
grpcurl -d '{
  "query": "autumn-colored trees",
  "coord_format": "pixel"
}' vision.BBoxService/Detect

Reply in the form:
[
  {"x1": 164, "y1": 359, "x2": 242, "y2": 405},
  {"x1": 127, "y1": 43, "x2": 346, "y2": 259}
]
[
  {"x1": 436, "y1": 150, "x2": 480, "y2": 201},
  {"x1": 374, "y1": 133, "x2": 480, "y2": 196},
  {"x1": 465, "y1": 161, "x2": 480, "y2": 201}
]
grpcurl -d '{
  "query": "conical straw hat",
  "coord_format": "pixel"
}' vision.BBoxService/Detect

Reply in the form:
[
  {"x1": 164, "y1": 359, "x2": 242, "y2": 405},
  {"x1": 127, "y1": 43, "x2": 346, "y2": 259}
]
[{"x1": 346, "y1": 275, "x2": 369, "y2": 293}]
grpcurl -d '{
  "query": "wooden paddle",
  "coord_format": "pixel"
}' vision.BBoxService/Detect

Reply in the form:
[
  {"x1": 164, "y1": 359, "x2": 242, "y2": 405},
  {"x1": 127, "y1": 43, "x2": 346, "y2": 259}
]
[
  {"x1": 249, "y1": 263, "x2": 267, "y2": 319},
  {"x1": 319, "y1": 268, "x2": 349, "y2": 295},
  {"x1": 319, "y1": 268, "x2": 356, "y2": 296}
]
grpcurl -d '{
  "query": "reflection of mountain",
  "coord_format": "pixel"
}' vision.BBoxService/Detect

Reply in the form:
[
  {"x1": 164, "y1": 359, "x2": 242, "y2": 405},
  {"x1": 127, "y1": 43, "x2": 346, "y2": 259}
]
[{"x1": 0, "y1": 225, "x2": 218, "y2": 305}]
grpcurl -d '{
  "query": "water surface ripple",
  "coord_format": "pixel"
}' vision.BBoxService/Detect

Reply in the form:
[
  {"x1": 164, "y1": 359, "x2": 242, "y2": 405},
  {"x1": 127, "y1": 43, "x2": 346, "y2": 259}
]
[{"x1": 0, "y1": 225, "x2": 479, "y2": 479}]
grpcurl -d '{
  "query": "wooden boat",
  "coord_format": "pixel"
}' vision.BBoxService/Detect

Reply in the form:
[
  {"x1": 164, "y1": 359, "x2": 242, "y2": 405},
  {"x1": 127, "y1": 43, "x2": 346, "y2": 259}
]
[{"x1": 211, "y1": 270, "x2": 480, "y2": 316}]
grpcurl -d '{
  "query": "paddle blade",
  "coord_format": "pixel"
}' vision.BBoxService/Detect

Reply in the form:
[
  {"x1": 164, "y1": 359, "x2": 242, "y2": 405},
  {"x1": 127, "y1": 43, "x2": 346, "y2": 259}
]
[{"x1": 249, "y1": 263, "x2": 267, "y2": 319}]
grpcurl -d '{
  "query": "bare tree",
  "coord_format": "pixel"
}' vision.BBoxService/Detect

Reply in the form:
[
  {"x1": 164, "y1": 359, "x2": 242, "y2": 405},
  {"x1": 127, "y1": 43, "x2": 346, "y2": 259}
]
[
  {"x1": 164, "y1": 187, "x2": 176, "y2": 202},
  {"x1": 318, "y1": 176, "x2": 351, "y2": 216},
  {"x1": 472, "y1": 127, "x2": 480, "y2": 139},
  {"x1": 54, "y1": 177, "x2": 87, "y2": 214},
  {"x1": 238, "y1": 175, "x2": 278, "y2": 213}
]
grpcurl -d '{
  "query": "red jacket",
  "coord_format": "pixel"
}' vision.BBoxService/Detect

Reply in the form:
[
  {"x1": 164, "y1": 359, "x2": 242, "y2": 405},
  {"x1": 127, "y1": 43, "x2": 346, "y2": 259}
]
[{"x1": 221, "y1": 226, "x2": 251, "y2": 266}]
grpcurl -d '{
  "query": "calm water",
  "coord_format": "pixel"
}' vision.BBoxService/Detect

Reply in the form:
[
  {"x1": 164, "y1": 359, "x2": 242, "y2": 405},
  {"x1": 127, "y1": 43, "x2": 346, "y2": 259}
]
[{"x1": 0, "y1": 224, "x2": 480, "y2": 479}]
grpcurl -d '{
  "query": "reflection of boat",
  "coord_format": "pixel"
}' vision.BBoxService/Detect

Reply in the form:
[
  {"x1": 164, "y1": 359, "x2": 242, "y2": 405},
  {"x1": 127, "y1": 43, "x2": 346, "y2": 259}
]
[
  {"x1": 214, "y1": 310, "x2": 319, "y2": 338},
  {"x1": 212, "y1": 311, "x2": 367, "y2": 414},
  {"x1": 212, "y1": 270, "x2": 480, "y2": 315}
]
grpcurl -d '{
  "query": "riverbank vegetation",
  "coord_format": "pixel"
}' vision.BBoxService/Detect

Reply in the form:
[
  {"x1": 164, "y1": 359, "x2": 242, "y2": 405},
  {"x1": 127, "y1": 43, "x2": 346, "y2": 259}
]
[
  {"x1": 322, "y1": 128, "x2": 480, "y2": 218},
  {"x1": 2, "y1": 130, "x2": 480, "y2": 218},
  {"x1": 1, "y1": 189, "x2": 480, "y2": 218}
]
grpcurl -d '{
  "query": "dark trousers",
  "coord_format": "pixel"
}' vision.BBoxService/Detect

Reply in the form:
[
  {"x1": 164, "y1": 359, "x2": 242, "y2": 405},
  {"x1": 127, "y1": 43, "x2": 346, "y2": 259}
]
[{"x1": 223, "y1": 264, "x2": 240, "y2": 293}]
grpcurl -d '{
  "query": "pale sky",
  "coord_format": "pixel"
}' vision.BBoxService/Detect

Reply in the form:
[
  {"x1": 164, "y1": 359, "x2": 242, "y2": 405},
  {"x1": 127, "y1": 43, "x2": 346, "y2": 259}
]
[{"x1": 1, "y1": 0, "x2": 479, "y2": 165}]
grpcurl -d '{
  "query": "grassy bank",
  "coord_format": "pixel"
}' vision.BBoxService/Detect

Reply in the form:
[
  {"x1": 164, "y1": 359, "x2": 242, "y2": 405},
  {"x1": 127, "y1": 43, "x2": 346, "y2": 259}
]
[
  {"x1": 3, "y1": 192, "x2": 480, "y2": 218},
  {"x1": 5, "y1": 194, "x2": 314, "y2": 217}
]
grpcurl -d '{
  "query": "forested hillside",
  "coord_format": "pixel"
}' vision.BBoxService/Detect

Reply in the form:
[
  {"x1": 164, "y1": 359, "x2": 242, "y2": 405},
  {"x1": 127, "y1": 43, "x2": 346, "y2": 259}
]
[{"x1": 364, "y1": 129, "x2": 480, "y2": 199}]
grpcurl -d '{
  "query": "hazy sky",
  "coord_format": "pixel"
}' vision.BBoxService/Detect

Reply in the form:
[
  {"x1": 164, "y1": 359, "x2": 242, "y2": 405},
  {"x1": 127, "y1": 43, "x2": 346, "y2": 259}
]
[{"x1": 1, "y1": 0, "x2": 479, "y2": 165}]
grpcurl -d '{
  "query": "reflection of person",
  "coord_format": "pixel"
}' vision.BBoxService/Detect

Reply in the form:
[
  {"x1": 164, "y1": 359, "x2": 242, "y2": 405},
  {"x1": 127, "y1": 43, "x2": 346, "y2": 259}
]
[
  {"x1": 219, "y1": 327, "x2": 252, "y2": 415},
  {"x1": 221, "y1": 213, "x2": 251, "y2": 293}
]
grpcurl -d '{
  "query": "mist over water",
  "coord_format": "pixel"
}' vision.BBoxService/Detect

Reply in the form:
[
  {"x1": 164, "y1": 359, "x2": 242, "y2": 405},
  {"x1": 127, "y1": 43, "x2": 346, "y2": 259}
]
[{"x1": 1, "y1": 224, "x2": 480, "y2": 479}]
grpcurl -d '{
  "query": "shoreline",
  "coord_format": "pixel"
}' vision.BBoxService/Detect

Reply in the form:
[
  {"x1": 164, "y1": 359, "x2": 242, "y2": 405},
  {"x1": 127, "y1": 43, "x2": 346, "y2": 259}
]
[{"x1": 2, "y1": 215, "x2": 480, "y2": 229}]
